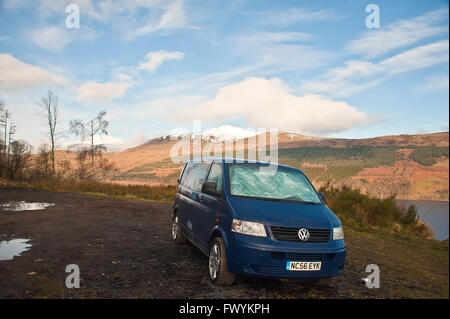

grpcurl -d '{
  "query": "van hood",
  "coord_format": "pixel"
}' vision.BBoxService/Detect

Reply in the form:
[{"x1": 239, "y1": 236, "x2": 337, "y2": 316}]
[{"x1": 227, "y1": 196, "x2": 340, "y2": 229}]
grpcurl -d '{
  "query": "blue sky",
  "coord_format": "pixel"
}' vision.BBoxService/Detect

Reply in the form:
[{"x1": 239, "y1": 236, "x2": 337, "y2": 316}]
[{"x1": 0, "y1": 0, "x2": 448, "y2": 149}]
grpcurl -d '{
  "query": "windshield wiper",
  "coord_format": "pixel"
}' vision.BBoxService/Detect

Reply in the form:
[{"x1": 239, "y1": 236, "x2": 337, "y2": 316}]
[
  {"x1": 296, "y1": 200, "x2": 322, "y2": 205},
  {"x1": 261, "y1": 197, "x2": 321, "y2": 204},
  {"x1": 279, "y1": 196, "x2": 322, "y2": 205},
  {"x1": 258, "y1": 197, "x2": 283, "y2": 202}
]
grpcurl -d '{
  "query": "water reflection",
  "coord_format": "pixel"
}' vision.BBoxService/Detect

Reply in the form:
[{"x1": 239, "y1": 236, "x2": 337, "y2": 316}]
[
  {"x1": 397, "y1": 200, "x2": 449, "y2": 241},
  {"x1": 1, "y1": 201, "x2": 55, "y2": 211},
  {"x1": 0, "y1": 239, "x2": 32, "y2": 260}
]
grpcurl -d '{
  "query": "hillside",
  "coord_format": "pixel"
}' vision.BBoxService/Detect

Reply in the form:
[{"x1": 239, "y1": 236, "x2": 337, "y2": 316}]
[{"x1": 51, "y1": 129, "x2": 449, "y2": 201}]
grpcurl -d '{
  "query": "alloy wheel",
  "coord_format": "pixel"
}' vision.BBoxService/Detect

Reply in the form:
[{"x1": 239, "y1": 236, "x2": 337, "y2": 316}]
[
  {"x1": 172, "y1": 216, "x2": 179, "y2": 240},
  {"x1": 209, "y1": 242, "x2": 221, "y2": 280}
]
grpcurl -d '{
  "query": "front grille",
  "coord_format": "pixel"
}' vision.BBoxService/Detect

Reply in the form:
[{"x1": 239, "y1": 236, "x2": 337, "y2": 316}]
[
  {"x1": 286, "y1": 253, "x2": 323, "y2": 261},
  {"x1": 271, "y1": 226, "x2": 331, "y2": 242},
  {"x1": 270, "y1": 252, "x2": 335, "y2": 261}
]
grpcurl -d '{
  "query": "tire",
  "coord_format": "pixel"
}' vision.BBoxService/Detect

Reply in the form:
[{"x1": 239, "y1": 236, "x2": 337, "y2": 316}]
[
  {"x1": 209, "y1": 237, "x2": 236, "y2": 286},
  {"x1": 171, "y1": 213, "x2": 187, "y2": 244}
]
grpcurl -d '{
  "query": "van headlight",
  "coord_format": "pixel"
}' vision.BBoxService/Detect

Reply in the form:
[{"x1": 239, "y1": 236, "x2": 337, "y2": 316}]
[
  {"x1": 231, "y1": 219, "x2": 267, "y2": 237},
  {"x1": 333, "y1": 227, "x2": 344, "y2": 240}
]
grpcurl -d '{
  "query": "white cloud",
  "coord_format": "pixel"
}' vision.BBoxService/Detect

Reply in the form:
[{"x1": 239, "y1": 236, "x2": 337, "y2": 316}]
[
  {"x1": 94, "y1": 0, "x2": 161, "y2": 21},
  {"x1": 5, "y1": 0, "x2": 188, "y2": 41},
  {"x1": 77, "y1": 78, "x2": 132, "y2": 104},
  {"x1": 256, "y1": 8, "x2": 340, "y2": 27},
  {"x1": 231, "y1": 31, "x2": 331, "y2": 74},
  {"x1": 174, "y1": 77, "x2": 373, "y2": 135},
  {"x1": 30, "y1": 26, "x2": 73, "y2": 53},
  {"x1": 30, "y1": 25, "x2": 100, "y2": 53},
  {"x1": 127, "y1": 0, "x2": 189, "y2": 39},
  {"x1": 380, "y1": 40, "x2": 449, "y2": 74},
  {"x1": 417, "y1": 74, "x2": 449, "y2": 91},
  {"x1": 0, "y1": 53, "x2": 70, "y2": 92},
  {"x1": 323, "y1": 60, "x2": 384, "y2": 81},
  {"x1": 347, "y1": 8, "x2": 448, "y2": 58},
  {"x1": 77, "y1": 49, "x2": 183, "y2": 104},
  {"x1": 3, "y1": 0, "x2": 101, "y2": 20},
  {"x1": 260, "y1": 44, "x2": 331, "y2": 72},
  {"x1": 157, "y1": 0, "x2": 186, "y2": 30},
  {"x1": 36, "y1": 0, "x2": 102, "y2": 20},
  {"x1": 236, "y1": 31, "x2": 315, "y2": 46},
  {"x1": 138, "y1": 50, "x2": 184, "y2": 72},
  {"x1": 303, "y1": 77, "x2": 385, "y2": 98},
  {"x1": 302, "y1": 40, "x2": 449, "y2": 97},
  {"x1": 145, "y1": 64, "x2": 262, "y2": 100}
]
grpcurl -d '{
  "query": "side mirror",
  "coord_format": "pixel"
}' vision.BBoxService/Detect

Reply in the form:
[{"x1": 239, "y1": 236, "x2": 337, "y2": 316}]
[
  {"x1": 202, "y1": 182, "x2": 221, "y2": 197},
  {"x1": 319, "y1": 192, "x2": 326, "y2": 201},
  {"x1": 177, "y1": 178, "x2": 180, "y2": 185}
]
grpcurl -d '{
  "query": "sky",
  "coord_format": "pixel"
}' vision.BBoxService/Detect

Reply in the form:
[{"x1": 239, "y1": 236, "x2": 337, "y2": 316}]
[{"x1": 0, "y1": 0, "x2": 449, "y2": 150}]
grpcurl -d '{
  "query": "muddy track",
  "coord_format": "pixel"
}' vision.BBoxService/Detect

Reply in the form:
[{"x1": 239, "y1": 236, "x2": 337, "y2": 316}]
[{"x1": 0, "y1": 187, "x2": 448, "y2": 299}]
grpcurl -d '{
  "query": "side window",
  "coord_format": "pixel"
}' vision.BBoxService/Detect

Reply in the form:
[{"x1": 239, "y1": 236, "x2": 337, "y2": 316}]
[
  {"x1": 181, "y1": 162, "x2": 209, "y2": 191},
  {"x1": 180, "y1": 163, "x2": 193, "y2": 187},
  {"x1": 206, "y1": 163, "x2": 223, "y2": 192}
]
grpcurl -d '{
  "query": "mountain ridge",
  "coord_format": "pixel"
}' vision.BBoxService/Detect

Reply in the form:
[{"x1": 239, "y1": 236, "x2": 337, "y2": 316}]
[{"x1": 50, "y1": 129, "x2": 449, "y2": 201}]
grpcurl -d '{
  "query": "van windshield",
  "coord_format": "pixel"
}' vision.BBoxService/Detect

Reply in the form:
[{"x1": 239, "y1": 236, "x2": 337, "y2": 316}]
[{"x1": 228, "y1": 164, "x2": 322, "y2": 204}]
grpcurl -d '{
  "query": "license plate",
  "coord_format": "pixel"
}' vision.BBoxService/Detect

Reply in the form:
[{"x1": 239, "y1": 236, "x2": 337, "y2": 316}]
[{"x1": 286, "y1": 261, "x2": 322, "y2": 271}]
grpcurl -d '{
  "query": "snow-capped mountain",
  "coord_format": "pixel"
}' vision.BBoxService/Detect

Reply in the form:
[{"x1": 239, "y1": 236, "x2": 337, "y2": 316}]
[
  {"x1": 169, "y1": 125, "x2": 257, "y2": 142},
  {"x1": 150, "y1": 125, "x2": 322, "y2": 144},
  {"x1": 192, "y1": 125, "x2": 257, "y2": 141}
]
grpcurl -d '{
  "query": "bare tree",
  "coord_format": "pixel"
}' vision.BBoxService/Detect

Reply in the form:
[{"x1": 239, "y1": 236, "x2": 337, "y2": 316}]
[
  {"x1": 0, "y1": 99, "x2": 4, "y2": 121},
  {"x1": 34, "y1": 143, "x2": 52, "y2": 178},
  {"x1": 0, "y1": 104, "x2": 11, "y2": 177},
  {"x1": 37, "y1": 90, "x2": 60, "y2": 175},
  {"x1": 0, "y1": 106, "x2": 10, "y2": 156},
  {"x1": 0, "y1": 99, "x2": 5, "y2": 157},
  {"x1": 57, "y1": 158, "x2": 72, "y2": 178},
  {"x1": 7, "y1": 120, "x2": 16, "y2": 157},
  {"x1": 69, "y1": 110, "x2": 109, "y2": 178},
  {"x1": 9, "y1": 140, "x2": 32, "y2": 180}
]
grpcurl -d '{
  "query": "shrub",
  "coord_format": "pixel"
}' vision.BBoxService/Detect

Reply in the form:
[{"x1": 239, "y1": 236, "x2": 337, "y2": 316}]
[
  {"x1": 319, "y1": 184, "x2": 433, "y2": 239},
  {"x1": 410, "y1": 146, "x2": 449, "y2": 166}
]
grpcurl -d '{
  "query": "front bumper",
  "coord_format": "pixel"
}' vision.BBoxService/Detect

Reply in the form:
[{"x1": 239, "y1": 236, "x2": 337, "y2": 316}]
[{"x1": 227, "y1": 233, "x2": 346, "y2": 279}]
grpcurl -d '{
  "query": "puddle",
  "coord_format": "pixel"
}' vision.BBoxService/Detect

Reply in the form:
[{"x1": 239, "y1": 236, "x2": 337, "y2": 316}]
[
  {"x1": 0, "y1": 239, "x2": 32, "y2": 260},
  {"x1": 1, "y1": 201, "x2": 55, "y2": 211}
]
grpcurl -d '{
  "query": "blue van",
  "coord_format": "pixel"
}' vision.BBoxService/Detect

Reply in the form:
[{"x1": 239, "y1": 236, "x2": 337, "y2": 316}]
[{"x1": 171, "y1": 159, "x2": 346, "y2": 286}]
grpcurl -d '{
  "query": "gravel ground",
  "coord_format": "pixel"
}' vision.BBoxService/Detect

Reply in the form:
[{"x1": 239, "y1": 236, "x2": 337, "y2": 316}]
[{"x1": 0, "y1": 187, "x2": 448, "y2": 299}]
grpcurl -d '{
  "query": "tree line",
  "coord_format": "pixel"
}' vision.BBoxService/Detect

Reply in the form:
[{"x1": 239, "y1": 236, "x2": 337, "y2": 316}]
[{"x1": 0, "y1": 90, "x2": 116, "y2": 182}]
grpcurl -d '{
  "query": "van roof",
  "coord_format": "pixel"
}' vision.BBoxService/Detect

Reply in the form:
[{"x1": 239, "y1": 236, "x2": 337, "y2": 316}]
[{"x1": 185, "y1": 158, "x2": 301, "y2": 172}]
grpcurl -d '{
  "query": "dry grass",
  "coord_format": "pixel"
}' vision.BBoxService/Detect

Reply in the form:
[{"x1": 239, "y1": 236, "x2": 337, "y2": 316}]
[{"x1": 1, "y1": 178, "x2": 177, "y2": 203}]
